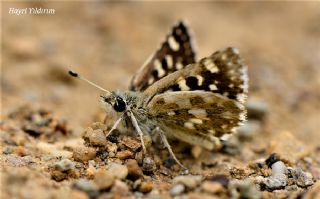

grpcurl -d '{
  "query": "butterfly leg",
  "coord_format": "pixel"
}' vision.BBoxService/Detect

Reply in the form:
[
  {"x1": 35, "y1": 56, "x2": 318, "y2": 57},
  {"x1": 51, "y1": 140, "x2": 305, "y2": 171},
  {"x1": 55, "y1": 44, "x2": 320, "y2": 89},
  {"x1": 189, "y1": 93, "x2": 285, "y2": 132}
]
[
  {"x1": 106, "y1": 115, "x2": 123, "y2": 137},
  {"x1": 156, "y1": 127, "x2": 187, "y2": 170},
  {"x1": 129, "y1": 111, "x2": 147, "y2": 154}
]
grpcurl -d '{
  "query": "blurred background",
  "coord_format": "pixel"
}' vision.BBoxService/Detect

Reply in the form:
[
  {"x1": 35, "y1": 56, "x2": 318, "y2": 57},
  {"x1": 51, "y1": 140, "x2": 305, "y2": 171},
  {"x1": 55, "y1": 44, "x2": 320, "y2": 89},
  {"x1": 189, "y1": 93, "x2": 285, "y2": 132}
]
[{"x1": 2, "y1": 2, "x2": 320, "y2": 147}]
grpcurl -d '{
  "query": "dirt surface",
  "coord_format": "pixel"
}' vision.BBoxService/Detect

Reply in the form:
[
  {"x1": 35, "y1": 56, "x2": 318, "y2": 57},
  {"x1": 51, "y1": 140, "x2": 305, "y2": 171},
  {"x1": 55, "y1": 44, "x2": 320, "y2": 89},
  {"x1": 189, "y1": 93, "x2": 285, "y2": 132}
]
[{"x1": 1, "y1": 2, "x2": 320, "y2": 199}]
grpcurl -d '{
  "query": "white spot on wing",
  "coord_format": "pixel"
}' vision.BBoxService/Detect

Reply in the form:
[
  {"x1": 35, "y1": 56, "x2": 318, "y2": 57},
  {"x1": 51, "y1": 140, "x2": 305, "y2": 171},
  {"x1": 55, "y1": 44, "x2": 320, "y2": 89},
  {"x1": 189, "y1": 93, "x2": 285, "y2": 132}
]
[
  {"x1": 237, "y1": 93, "x2": 246, "y2": 103},
  {"x1": 189, "y1": 118, "x2": 203, "y2": 124},
  {"x1": 220, "y1": 133, "x2": 233, "y2": 141},
  {"x1": 154, "y1": 59, "x2": 165, "y2": 77},
  {"x1": 188, "y1": 109, "x2": 207, "y2": 118},
  {"x1": 176, "y1": 61, "x2": 183, "y2": 70},
  {"x1": 240, "y1": 66, "x2": 249, "y2": 93},
  {"x1": 165, "y1": 55, "x2": 173, "y2": 69},
  {"x1": 196, "y1": 75, "x2": 204, "y2": 86},
  {"x1": 221, "y1": 53, "x2": 227, "y2": 60},
  {"x1": 209, "y1": 84, "x2": 218, "y2": 90},
  {"x1": 177, "y1": 79, "x2": 189, "y2": 91},
  {"x1": 148, "y1": 76, "x2": 154, "y2": 85},
  {"x1": 239, "y1": 111, "x2": 246, "y2": 121},
  {"x1": 184, "y1": 122, "x2": 195, "y2": 129},
  {"x1": 204, "y1": 58, "x2": 219, "y2": 73},
  {"x1": 168, "y1": 111, "x2": 175, "y2": 116},
  {"x1": 226, "y1": 62, "x2": 233, "y2": 67},
  {"x1": 168, "y1": 36, "x2": 180, "y2": 51},
  {"x1": 221, "y1": 124, "x2": 228, "y2": 129},
  {"x1": 208, "y1": 129, "x2": 215, "y2": 134}
]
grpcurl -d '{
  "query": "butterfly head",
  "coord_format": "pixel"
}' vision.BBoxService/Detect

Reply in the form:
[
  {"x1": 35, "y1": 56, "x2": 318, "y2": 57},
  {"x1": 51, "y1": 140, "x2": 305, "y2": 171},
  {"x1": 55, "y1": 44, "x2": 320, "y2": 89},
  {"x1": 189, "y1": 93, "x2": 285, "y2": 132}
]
[{"x1": 100, "y1": 93, "x2": 127, "y2": 113}]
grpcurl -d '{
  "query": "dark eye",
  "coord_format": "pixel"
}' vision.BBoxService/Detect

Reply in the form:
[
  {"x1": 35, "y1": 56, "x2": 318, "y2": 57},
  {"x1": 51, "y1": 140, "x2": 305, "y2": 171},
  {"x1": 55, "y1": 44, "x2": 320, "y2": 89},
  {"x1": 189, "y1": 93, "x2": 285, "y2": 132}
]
[{"x1": 114, "y1": 97, "x2": 126, "y2": 112}]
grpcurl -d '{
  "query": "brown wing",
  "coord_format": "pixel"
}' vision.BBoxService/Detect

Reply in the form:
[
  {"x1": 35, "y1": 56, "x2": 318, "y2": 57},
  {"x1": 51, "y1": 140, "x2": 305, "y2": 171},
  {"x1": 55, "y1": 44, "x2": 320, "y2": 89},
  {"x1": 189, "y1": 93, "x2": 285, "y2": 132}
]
[
  {"x1": 142, "y1": 47, "x2": 248, "y2": 105},
  {"x1": 142, "y1": 47, "x2": 248, "y2": 150},
  {"x1": 146, "y1": 91, "x2": 245, "y2": 150},
  {"x1": 130, "y1": 21, "x2": 196, "y2": 92}
]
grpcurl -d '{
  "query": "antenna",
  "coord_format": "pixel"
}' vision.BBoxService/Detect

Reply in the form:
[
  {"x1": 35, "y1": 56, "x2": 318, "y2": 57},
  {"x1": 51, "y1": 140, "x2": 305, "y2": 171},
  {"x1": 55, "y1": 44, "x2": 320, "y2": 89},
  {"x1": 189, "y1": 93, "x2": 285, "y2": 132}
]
[{"x1": 68, "y1": 70, "x2": 111, "y2": 94}]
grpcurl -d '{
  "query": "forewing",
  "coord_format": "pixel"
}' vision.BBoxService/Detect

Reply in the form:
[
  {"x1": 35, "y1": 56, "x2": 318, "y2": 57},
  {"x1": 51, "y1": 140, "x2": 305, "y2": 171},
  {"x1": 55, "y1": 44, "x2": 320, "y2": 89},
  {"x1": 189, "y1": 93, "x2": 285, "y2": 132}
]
[
  {"x1": 130, "y1": 21, "x2": 196, "y2": 92},
  {"x1": 143, "y1": 47, "x2": 248, "y2": 104},
  {"x1": 147, "y1": 91, "x2": 245, "y2": 150}
]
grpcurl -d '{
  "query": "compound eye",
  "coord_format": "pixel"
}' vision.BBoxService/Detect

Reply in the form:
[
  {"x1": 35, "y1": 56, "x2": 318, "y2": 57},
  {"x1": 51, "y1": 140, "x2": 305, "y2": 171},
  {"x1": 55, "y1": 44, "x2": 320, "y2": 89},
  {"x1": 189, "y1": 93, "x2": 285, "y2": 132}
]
[{"x1": 113, "y1": 97, "x2": 126, "y2": 112}]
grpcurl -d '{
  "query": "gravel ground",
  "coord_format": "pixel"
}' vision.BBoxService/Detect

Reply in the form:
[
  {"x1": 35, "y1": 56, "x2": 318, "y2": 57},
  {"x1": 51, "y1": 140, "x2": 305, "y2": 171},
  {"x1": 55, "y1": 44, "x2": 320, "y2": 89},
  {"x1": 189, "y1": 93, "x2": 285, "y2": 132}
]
[{"x1": 2, "y1": 2, "x2": 320, "y2": 199}]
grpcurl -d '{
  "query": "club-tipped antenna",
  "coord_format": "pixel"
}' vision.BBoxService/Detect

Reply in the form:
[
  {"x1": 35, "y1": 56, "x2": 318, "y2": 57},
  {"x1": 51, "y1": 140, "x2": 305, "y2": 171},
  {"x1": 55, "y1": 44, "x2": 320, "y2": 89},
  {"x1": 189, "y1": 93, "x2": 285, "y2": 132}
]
[{"x1": 68, "y1": 70, "x2": 111, "y2": 94}]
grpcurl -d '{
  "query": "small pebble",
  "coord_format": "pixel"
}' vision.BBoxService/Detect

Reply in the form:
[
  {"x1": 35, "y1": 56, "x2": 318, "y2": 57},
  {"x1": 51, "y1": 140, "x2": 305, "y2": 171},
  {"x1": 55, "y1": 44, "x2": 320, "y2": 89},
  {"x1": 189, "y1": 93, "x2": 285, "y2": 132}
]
[
  {"x1": 73, "y1": 179, "x2": 99, "y2": 198},
  {"x1": 255, "y1": 173, "x2": 288, "y2": 190},
  {"x1": 51, "y1": 170, "x2": 67, "y2": 181},
  {"x1": 271, "y1": 161, "x2": 287, "y2": 176},
  {"x1": 72, "y1": 146, "x2": 96, "y2": 162},
  {"x1": 267, "y1": 173, "x2": 288, "y2": 189},
  {"x1": 133, "y1": 179, "x2": 142, "y2": 190},
  {"x1": 142, "y1": 157, "x2": 156, "y2": 172},
  {"x1": 94, "y1": 169, "x2": 115, "y2": 190},
  {"x1": 206, "y1": 175, "x2": 230, "y2": 188},
  {"x1": 84, "y1": 128, "x2": 108, "y2": 146},
  {"x1": 106, "y1": 142, "x2": 117, "y2": 157},
  {"x1": 86, "y1": 165, "x2": 96, "y2": 178},
  {"x1": 106, "y1": 130, "x2": 120, "y2": 143},
  {"x1": 14, "y1": 135, "x2": 26, "y2": 146},
  {"x1": 13, "y1": 146, "x2": 27, "y2": 156},
  {"x1": 285, "y1": 184, "x2": 299, "y2": 191},
  {"x1": 201, "y1": 181, "x2": 225, "y2": 194},
  {"x1": 5, "y1": 155, "x2": 34, "y2": 167},
  {"x1": 68, "y1": 169, "x2": 80, "y2": 179},
  {"x1": 134, "y1": 191, "x2": 144, "y2": 198},
  {"x1": 260, "y1": 164, "x2": 272, "y2": 177},
  {"x1": 120, "y1": 136, "x2": 141, "y2": 151},
  {"x1": 54, "y1": 159, "x2": 75, "y2": 172},
  {"x1": 90, "y1": 122, "x2": 108, "y2": 131},
  {"x1": 70, "y1": 190, "x2": 89, "y2": 199},
  {"x1": 170, "y1": 184, "x2": 185, "y2": 196},
  {"x1": 2, "y1": 147, "x2": 13, "y2": 155},
  {"x1": 111, "y1": 179, "x2": 129, "y2": 196},
  {"x1": 191, "y1": 146, "x2": 202, "y2": 159},
  {"x1": 126, "y1": 159, "x2": 144, "y2": 180},
  {"x1": 173, "y1": 175, "x2": 202, "y2": 189},
  {"x1": 290, "y1": 168, "x2": 314, "y2": 187},
  {"x1": 116, "y1": 150, "x2": 134, "y2": 160},
  {"x1": 229, "y1": 179, "x2": 261, "y2": 199},
  {"x1": 96, "y1": 149, "x2": 108, "y2": 159},
  {"x1": 108, "y1": 162, "x2": 128, "y2": 179},
  {"x1": 139, "y1": 181, "x2": 153, "y2": 193}
]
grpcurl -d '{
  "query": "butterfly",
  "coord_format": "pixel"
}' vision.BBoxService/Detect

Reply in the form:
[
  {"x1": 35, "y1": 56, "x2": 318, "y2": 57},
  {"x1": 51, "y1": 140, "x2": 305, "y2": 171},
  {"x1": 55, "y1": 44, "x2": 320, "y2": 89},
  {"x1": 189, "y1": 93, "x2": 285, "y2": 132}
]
[{"x1": 69, "y1": 21, "x2": 248, "y2": 168}]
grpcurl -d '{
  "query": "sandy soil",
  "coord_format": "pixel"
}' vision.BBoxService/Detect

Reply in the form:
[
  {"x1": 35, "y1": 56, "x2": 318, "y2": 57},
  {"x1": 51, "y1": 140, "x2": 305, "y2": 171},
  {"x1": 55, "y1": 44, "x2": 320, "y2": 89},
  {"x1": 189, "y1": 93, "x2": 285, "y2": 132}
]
[{"x1": 1, "y1": 2, "x2": 320, "y2": 199}]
